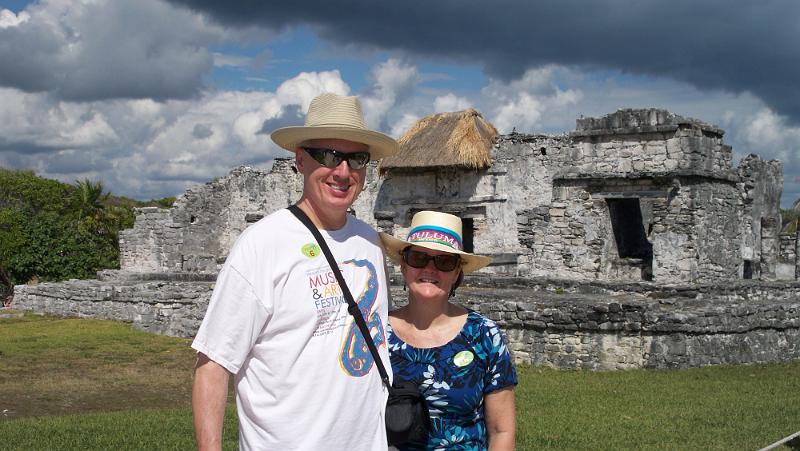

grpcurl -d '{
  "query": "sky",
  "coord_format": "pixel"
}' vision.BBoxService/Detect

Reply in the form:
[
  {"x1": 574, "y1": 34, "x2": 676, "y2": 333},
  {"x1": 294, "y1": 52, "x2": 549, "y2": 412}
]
[{"x1": 0, "y1": 0, "x2": 798, "y2": 207}]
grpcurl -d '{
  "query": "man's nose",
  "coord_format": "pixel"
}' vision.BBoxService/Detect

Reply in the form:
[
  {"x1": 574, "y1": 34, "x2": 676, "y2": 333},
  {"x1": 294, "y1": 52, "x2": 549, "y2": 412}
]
[{"x1": 332, "y1": 158, "x2": 352, "y2": 176}]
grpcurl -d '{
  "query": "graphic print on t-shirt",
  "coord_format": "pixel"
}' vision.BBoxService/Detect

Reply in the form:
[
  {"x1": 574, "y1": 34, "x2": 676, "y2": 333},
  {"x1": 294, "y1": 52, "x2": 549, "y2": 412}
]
[
  {"x1": 308, "y1": 266, "x2": 348, "y2": 338},
  {"x1": 339, "y1": 258, "x2": 385, "y2": 377}
]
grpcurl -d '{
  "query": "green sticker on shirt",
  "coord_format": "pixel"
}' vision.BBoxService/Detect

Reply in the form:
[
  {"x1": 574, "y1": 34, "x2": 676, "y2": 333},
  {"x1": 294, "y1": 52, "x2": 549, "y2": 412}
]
[
  {"x1": 301, "y1": 243, "x2": 321, "y2": 258},
  {"x1": 453, "y1": 350, "x2": 474, "y2": 367}
]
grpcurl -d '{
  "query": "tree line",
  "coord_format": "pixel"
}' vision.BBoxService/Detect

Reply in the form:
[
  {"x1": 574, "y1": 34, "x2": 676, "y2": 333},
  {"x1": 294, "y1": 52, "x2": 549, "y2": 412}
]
[{"x1": 0, "y1": 168, "x2": 174, "y2": 305}]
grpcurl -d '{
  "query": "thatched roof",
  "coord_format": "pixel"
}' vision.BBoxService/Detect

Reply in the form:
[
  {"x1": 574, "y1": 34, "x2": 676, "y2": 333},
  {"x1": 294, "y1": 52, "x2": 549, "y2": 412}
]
[{"x1": 380, "y1": 108, "x2": 497, "y2": 171}]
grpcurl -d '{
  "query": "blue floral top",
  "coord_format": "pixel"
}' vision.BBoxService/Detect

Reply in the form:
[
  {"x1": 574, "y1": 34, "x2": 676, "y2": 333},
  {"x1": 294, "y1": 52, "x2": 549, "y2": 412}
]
[{"x1": 387, "y1": 310, "x2": 518, "y2": 450}]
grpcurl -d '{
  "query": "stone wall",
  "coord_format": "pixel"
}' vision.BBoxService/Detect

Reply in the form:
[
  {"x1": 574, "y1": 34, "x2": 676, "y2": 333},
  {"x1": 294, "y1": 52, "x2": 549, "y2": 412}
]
[
  {"x1": 571, "y1": 109, "x2": 732, "y2": 175},
  {"x1": 166, "y1": 163, "x2": 305, "y2": 272},
  {"x1": 14, "y1": 273, "x2": 800, "y2": 370},
  {"x1": 454, "y1": 276, "x2": 800, "y2": 370},
  {"x1": 119, "y1": 207, "x2": 181, "y2": 272},
  {"x1": 12, "y1": 271, "x2": 214, "y2": 337},
  {"x1": 690, "y1": 179, "x2": 742, "y2": 280},
  {"x1": 737, "y1": 154, "x2": 784, "y2": 280},
  {"x1": 778, "y1": 234, "x2": 798, "y2": 280},
  {"x1": 119, "y1": 160, "x2": 385, "y2": 274},
  {"x1": 120, "y1": 164, "x2": 298, "y2": 273}
]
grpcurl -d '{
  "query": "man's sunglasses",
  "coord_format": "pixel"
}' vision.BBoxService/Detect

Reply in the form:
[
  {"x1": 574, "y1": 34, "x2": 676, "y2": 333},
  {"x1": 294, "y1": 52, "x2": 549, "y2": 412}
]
[
  {"x1": 301, "y1": 146, "x2": 371, "y2": 170},
  {"x1": 402, "y1": 249, "x2": 461, "y2": 272}
]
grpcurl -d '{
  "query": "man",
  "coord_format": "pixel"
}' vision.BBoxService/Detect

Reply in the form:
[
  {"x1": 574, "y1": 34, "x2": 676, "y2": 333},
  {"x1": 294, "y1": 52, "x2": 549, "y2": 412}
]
[{"x1": 191, "y1": 93, "x2": 399, "y2": 450}]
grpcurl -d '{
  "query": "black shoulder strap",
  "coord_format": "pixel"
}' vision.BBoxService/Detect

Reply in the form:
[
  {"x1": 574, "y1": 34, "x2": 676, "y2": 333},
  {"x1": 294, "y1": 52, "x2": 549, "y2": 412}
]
[{"x1": 287, "y1": 205, "x2": 392, "y2": 390}]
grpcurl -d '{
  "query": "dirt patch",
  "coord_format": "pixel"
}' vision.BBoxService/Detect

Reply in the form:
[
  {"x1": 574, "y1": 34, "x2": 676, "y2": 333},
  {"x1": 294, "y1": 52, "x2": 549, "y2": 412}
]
[{"x1": 0, "y1": 314, "x2": 217, "y2": 419}]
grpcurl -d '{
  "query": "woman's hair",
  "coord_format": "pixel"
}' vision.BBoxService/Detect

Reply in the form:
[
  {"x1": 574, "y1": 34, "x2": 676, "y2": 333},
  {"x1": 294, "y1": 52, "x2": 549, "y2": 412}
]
[{"x1": 449, "y1": 271, "x2": 464, "y2": 298}]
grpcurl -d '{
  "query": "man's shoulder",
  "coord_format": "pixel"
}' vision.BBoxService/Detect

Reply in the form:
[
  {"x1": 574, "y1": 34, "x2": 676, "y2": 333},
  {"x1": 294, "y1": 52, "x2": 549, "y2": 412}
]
[
  {"x1": 227, "y1": 209, "x2": 302, "y2": 255},
  {"x1": 346, "y1": 215, "x2": 378, "y2": 234},
  {"x1": 335, "y1": 216, "x2": 381, "y2": 246},
  {"x1": 240, "y1": 208, "x2": 296, "y2": 237}
]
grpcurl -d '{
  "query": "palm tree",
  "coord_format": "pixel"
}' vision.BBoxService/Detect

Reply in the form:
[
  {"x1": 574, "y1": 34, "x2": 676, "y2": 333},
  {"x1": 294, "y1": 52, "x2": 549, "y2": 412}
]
[
  {"x1": 75, "y1": 179, "x2": 107, "y2": 217},
  {"x1": 74, "y1": 179, "x2": 111, "y2": 232}
]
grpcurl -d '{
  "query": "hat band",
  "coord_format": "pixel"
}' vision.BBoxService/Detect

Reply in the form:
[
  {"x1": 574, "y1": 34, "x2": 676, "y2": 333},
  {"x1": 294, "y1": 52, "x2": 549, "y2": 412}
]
[{"x1": 407, "y1": 226, "x2": 463, "y2": 252}]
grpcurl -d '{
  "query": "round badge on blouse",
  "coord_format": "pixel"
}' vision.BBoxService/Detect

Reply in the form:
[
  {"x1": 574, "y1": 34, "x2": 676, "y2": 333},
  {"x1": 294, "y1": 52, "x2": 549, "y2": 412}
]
[{"x1": 453, "y1": 350, "x2": 474, "y2": 367}]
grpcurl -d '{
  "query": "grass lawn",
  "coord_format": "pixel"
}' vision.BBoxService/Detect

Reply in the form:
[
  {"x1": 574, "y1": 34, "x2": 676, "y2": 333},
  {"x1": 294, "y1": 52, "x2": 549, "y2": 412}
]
[{"x1": 1, "y1": 312, "x2": 799, "y2": 450}]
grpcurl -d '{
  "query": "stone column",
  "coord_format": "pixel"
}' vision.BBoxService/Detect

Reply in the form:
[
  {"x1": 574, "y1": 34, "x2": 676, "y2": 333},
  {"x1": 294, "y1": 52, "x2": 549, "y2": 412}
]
[{"x1": 760, "y1": 217, "x2": 780, "y2": 281}]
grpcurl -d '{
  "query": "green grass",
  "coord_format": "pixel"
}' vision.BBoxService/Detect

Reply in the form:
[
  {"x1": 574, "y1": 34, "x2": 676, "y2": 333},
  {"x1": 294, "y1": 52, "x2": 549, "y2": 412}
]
[
  {"x1": 0, "y1": 406, "x2": 239, "y2": 451},
  {"x1": 516, "y1": 365, "x2": 800, "y2": 450},
  {"x1": 1, "y1": 312, "x2": 799, "y2": 450}
]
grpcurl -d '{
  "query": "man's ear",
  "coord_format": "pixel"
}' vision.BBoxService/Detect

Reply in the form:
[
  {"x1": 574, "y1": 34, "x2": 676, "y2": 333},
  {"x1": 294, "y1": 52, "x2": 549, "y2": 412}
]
[{"x1": 295, "y1": 149, "x2": 305, "y2": 172}]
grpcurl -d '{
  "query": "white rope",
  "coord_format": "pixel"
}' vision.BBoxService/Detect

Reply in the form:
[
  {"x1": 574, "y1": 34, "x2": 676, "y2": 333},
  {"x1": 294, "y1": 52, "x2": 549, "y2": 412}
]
[{"x1": 758, "y1": 431, "x2": 800, "y2": 451}]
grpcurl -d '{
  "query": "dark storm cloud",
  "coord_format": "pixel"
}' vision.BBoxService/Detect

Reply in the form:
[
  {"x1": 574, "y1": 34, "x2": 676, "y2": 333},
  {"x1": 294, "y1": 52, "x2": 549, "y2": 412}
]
[
  {"x1": 148, "y1": 171, "x2": 213, "y2": 183},
  {"x1": 0, "y1": 139, "x2": 64, "y2": 154},
  {"x1": 42, "y1": 151, "x2": 113, "y2": 174},
  {"x1": 165, "y1": 0, "x2": 800, "y2": 123},
  {"x1": 192, "y1": 123, "x2": 214, "y2": 139}
]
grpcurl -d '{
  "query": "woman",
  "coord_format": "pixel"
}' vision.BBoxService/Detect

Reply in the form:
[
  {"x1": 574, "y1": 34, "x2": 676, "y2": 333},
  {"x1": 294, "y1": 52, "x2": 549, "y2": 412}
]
[{"x1": 380, "y1": 211, "x2": 517, "y2": 450}]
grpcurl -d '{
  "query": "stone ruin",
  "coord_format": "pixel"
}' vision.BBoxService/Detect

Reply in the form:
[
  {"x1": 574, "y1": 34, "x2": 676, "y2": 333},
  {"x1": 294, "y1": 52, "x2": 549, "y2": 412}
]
[
  {"x1": 376, "y1": 109, "x2": 790, "y2": 283},
  {"x1": 14, "y1": 109, "x2": 800, "y2": 370}
]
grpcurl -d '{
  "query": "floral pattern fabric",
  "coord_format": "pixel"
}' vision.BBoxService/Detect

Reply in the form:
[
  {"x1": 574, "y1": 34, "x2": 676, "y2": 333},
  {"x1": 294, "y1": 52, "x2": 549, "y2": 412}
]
[{"x1": 387, "y1": 310, "x2": 518, "y2": 450}]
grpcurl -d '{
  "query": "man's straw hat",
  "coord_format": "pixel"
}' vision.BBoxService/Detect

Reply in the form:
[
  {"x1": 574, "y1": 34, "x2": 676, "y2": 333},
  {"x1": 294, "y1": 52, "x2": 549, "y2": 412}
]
[
  {"x1": 271, "y1": 93, "x2": 399, "y2": 160},
  {"x1": 380, "y1": 211, "x2": 492, "y2": 273}
]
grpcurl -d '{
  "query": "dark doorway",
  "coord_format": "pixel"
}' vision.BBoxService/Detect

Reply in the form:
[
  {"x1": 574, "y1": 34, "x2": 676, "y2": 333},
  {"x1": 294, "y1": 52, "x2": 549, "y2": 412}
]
[
  {"x1": 743, "y1": 260, "x2": 753, "y2": 279},
  {"x1": 461, "y1": 218, "x2": 474, "y2": 253},
  {"x1": 607, "y1": 198, "x2": 652, "y2": 258},
  {"x1": 607, "y1": 198, "x2": 653, "y2": 280}
]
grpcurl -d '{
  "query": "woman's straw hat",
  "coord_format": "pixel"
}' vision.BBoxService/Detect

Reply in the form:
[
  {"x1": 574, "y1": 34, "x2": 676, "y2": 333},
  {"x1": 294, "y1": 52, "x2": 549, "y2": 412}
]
[
  {"x1": 271, "y1": 93, "x2": 399, "y2": 160},
  {"x1": 380, "y1": 211, "x2": 492, "y2": 273}
]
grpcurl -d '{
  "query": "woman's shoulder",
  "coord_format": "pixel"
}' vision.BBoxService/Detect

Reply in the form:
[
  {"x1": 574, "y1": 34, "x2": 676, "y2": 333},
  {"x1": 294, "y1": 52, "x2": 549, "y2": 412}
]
[
  {"x1": 463, "y1": 309, "x2": 508, "y2": 348},
  {"x1": 464, "y1": 309, "x2": 500, "y2": 332}
]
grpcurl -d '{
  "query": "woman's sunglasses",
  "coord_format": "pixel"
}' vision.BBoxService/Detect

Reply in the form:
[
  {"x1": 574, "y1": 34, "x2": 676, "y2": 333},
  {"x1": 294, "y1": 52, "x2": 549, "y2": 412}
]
[
  {"x1": 301, "y1": 146, "x2": 371, "y2": 170},
  {"x1": 402, "y1": 249, "x2": 461, "y2": 272}
]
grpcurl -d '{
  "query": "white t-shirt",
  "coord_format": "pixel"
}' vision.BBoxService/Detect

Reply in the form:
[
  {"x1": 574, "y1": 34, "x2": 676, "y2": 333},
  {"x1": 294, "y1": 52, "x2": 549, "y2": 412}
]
[{"x1": 192, "y1": 209, "x2": 392, "y2": 450}]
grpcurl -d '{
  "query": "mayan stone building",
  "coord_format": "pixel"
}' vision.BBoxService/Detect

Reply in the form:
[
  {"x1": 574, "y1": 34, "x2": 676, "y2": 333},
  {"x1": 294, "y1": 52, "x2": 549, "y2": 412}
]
[
  {"x1": 14, "y1": 108, "x2": 800, "y2": 370},
  {"x1": 117, "y1": 108, "x2": 790, "y2": 284},
  {"x1": 377, "y1": 109, "x2": 787, "y2": 284}
]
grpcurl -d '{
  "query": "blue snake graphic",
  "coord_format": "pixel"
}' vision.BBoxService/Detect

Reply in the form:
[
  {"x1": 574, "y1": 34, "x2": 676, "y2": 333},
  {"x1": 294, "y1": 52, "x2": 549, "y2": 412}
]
[{"x1": 339, "y1": 258, "x2": 385, "y2": 377}]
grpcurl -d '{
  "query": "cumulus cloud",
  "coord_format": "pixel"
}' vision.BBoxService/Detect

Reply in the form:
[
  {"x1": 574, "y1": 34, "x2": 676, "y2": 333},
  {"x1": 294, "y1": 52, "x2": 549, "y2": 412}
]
[
  {"x1": 389, "y1": 113, "x2": 420, "y2": 138},
  {"x1": 481, "y1": 66, "x2": 582, "y2": 133},
  {"x1": 0, "y1": 8, "x2": 30, "y2": 28},
  {"x1": 0, "y1": 88, "x2": 119, "y2": 151},
  {"x1": 735, "y1": 109, "x2": 800, "y2": 203},
  {"x1": 434, "y1": 93, "x2": 472, "y2": 113},
  {"x1": 0, "y1": 68, "x2": 360, "y2": 199},
  {"x1": 0, "y1": 0, "x2": 223, "y2": 101},
  {"x1": 741, "y1": 110, "x2": 800, "y2": 154},
  {"x1": 3, "y1": 34, "x2": 798, "y2": 208},
  {"x1": 275, "y1": 70, "x2": 351, "y2": 110},
  {"x1": 361, "y1": 59, "x2": 419, "y2": 130}
]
